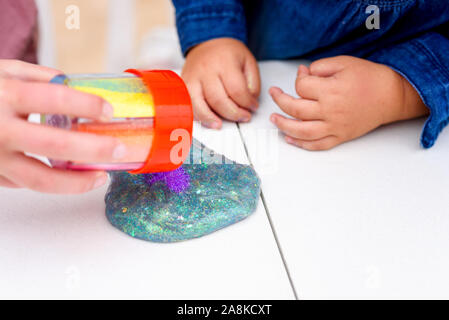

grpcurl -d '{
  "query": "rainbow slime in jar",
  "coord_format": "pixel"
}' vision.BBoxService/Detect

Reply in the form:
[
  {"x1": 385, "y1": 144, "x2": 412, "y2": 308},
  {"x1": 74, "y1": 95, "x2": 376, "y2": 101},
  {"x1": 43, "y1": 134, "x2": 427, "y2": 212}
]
[{"x1": 41, "y1": 70, "x2": 193, "y2": 174}]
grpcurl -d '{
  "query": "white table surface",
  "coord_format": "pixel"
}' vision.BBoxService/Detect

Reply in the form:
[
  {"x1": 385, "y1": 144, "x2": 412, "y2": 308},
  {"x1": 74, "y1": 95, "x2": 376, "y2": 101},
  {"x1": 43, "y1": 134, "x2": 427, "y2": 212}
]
[
  {"x1": 240, "y1": 61, "x2": 449, "y2": 299},
  {"x1": 0, "y1": 121, "x2": 293, "y2": 299},
  {"x1": 2, "y1": 61, "x2": 448, "y2": 299}
]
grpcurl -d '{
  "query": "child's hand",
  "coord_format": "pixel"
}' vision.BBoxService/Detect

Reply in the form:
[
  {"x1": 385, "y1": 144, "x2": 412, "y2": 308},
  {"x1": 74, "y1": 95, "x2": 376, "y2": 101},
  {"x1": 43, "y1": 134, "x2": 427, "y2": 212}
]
[
  {"x1": 269, "y1": 56, "x2": 428, "y2": 150},
  {"x1": 0, "y1": 59, "x2": 127, "y2": 194},
  {"x1": 182, "y1": 38, "x2": 261, "y2": 129}
]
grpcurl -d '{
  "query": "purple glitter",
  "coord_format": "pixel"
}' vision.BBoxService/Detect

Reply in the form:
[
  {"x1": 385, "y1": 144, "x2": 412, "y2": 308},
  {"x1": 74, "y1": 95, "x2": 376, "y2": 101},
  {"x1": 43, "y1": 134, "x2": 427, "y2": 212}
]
[
  {"x1": 143, "y1": 167, "x2": 190, "y2": 193},
  {"x1": 45, "y1": 114, "x2": 72, "y2": 129}
]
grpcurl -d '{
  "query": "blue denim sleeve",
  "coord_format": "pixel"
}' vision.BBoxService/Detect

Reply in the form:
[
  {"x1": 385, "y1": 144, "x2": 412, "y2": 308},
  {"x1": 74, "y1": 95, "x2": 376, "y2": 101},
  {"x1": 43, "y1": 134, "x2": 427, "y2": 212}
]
[
  {"x1": 368, "y1": 31, "x2": 449, "y2": 148},
  {"x1": 171, "y1": 0, "x2": 247, "y2": 55}
]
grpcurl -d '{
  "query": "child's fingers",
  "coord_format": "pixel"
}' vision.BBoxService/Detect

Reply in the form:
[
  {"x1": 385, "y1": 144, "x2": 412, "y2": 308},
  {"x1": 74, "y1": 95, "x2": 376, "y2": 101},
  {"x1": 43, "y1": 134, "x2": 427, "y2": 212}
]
[
  {"x1": 0, "y1": 175, "x2": 20, "y2": 188},
  {"x1": 269, "y1": 86, "x2": 322, "y2": 120},
  {"x1": 0, "y1": 59, "x2": 61, "y2": 82},
  {"x1": 2, "y1": 153, "x2": 108, "y2": 194},
  {"x1": 6, "y1": 120, "x2": 126, "y2": 163},
  {"x1": 270, "y1": 114, "x2": 329, "y2": 141},
  {"x1": 285, "y1": 135, "x2": 339, "y2": 151},
  {"x1": 295, "y1": 74, "x2": 328, "y2": 100},
  {"x1": 309, "y1": 56, "x2": 351, "y2": 77},
  {"x1": 201, "y1": 76, "x2": 252, "y2": 122},
  {"x1": 297, "y1": 65, "x2": 310, "y2": 77},
  {"x1": 187, "y1": 81, "x2": 222, "y2": 129},
  {"x1": 222, "y1": 65, "x2": 259, "y2": 111},
  {"x1": 244, "y1": 56, "x2": 261, "y2": 97},
  {"x1": 0, "y1": 79, "x2": 113, "y2": 122}
]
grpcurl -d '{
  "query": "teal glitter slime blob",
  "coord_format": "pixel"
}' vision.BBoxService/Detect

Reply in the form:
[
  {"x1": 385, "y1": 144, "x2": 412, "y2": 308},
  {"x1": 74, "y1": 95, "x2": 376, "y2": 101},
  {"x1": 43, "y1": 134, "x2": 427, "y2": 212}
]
[{"x1": 105, "y1": 139, "x2": 261, "y2": 242}]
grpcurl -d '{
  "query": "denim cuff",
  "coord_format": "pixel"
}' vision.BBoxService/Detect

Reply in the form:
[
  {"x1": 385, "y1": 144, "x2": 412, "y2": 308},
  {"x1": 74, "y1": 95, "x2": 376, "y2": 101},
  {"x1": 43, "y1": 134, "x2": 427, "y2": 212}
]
[
  {"x1": 174, "y1": 2, "x2": 248, "y2": 56},
  {"x1": 368, "y1": 32, "x2": 449, "y2": 148}
]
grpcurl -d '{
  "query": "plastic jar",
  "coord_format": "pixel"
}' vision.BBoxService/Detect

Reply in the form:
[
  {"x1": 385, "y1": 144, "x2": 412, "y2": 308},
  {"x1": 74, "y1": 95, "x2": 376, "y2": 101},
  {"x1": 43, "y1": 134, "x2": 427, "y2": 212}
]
[{"x1": 41, "y1": 69, "x2": 193, "y2": 174}]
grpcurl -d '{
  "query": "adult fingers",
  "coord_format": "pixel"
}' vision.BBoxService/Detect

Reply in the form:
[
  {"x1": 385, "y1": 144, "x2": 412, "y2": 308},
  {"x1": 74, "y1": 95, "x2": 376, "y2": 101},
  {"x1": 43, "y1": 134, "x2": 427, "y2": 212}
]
[
  {"x1": 270, "y1": 115, "x2": 329, "y2": 141},
  {"x1": 201, "y1": 76, "x2": 251, "y2": 122},
  {"x1": 3, "y1": 153, "x2": 108, "y2": 194},
  {"x1": 5, "y1": 119, "x2": 127, "y2": 163},
  {"x1": 0, "y1": 59, "x2": 61, "y2": 82},
  {"x1": 0, "y1": 79, "x2": 113, "y2": 121},
  {"x1": 0, "y1": 175, "x2": 20, "y2": 188},
  {"x1": 285, "y1": 135, "x2": 340, "y2": 151},
  {"x1": 269, "y1": 86, "x2": 322, "y2": 120}
]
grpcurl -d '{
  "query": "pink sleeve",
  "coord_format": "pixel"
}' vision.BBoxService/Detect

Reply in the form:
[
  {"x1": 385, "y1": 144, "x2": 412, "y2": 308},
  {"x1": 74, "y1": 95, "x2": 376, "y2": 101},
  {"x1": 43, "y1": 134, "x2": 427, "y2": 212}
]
[{"x1": 0, "y1": 0, "x2": 38, "y2": 63}]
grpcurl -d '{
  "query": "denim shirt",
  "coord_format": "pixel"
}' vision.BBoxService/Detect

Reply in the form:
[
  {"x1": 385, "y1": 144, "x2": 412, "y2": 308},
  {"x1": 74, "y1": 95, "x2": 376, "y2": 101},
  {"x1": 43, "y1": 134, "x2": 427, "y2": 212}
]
[{"x1": 172, "y1": 0, "x2": 449, "y2": 148}]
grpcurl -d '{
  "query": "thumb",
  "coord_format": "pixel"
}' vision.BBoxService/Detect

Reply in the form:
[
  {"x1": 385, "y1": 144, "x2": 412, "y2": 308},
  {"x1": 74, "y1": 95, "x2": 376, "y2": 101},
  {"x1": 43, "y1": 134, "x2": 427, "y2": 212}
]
[
  {"x1": 244, "y1": 56, "x2": 261, "y2": 98},
  {"x1": 309, "y1": 56, "x2": 349, "y2": 77}
]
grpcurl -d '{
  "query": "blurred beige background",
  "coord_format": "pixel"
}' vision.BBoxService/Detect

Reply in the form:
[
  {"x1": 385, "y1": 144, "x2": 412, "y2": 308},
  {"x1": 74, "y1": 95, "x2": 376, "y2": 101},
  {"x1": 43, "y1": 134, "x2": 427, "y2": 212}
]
[{"x1": 41, "y1": 0, "x2": 177, "y2": 73}]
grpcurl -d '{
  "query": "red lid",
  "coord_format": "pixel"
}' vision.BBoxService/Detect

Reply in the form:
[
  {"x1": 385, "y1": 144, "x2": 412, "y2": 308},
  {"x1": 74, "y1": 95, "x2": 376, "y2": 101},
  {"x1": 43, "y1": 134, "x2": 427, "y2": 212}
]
[{"x1": 125, "y1": 69, "x2": 193, "y2": 174}]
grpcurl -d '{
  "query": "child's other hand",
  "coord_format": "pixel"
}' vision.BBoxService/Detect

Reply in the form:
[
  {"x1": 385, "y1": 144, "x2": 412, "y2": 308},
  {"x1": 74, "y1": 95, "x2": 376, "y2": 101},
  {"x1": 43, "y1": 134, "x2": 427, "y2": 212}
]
[
  {"x1": 182, "y1": 38, "x2": 261, "y2": 129},
  {"x1": 0, "y1": 59, "x2": 126, "y2": 194},
  {"x1": 269, "y1": 56, "x2": 428, "y2": 150}
]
